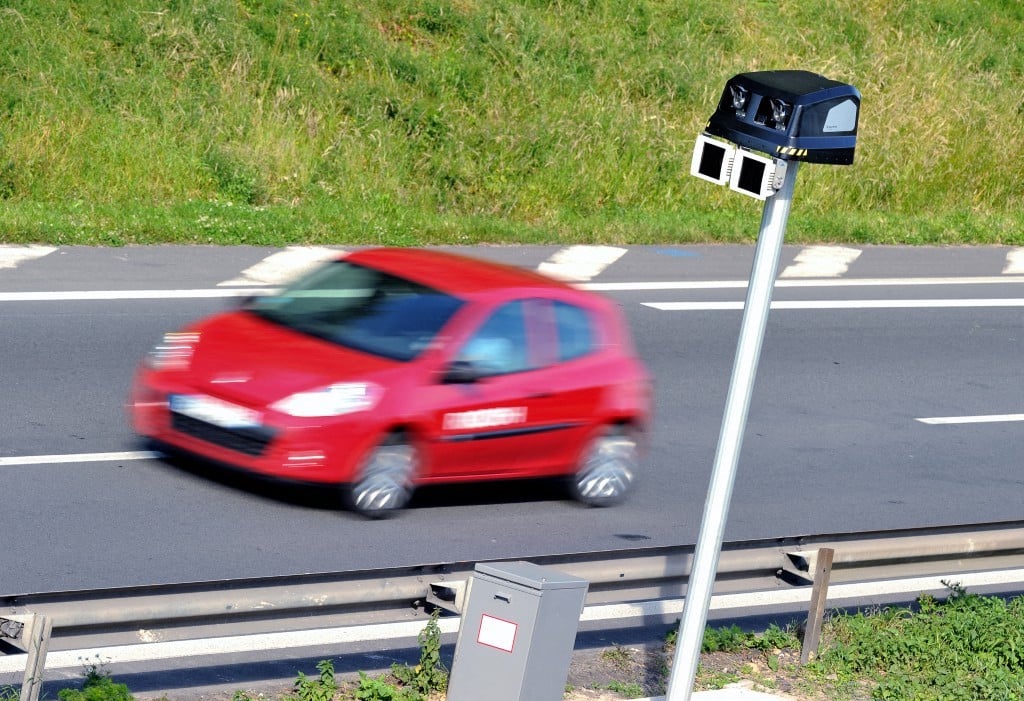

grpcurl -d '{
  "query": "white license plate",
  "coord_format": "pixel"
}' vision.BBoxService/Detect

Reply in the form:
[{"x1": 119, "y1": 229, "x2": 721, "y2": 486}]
[{"x1": 169, "y1": 394, "x2": 261, "y2": 429}]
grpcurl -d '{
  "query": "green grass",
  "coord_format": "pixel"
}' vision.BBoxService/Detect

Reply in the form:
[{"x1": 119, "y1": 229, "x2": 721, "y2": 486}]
[
  {"x1": 1, "y1": 1, "x2": 1023, "y2": 246},
  {"x1": 811, "y1": 585, "x2": 1024, "y2": 700},
  {"x1": 688, "y1": 586, "x2": 1024, "y2": 700}
]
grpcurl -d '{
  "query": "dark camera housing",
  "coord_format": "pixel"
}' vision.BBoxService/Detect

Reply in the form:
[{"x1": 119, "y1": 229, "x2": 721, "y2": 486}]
[{"x1": 705, "y1": 70, "x2": 860, "y2": 165}]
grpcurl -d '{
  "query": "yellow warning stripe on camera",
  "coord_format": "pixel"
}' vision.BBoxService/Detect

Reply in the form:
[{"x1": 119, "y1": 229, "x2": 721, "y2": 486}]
[{"x1": 776, "y1": 146, "x2": 808, "y2": 157}]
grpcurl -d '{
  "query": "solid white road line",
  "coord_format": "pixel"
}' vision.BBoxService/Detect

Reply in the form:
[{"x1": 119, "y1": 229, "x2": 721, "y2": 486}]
[
  {"x1": 0, "y1": 451, "x2": 158, "y2": 467},
  {"x1": 538, "y1": 245, "x2": 628, "y2": 281},
  {"x1": 645, "y1": 299, "x2": 1024, "y2": 311},
  {"x1": 0, "y1": 289, "x2": 266, "y2": 301},
  {"x1": 916, "y1": 414, "x2": 1024, "y2": 425},
  {"x1": 217, "y1": 246, "x2": 344, "y2": 286},
  {"x1": 3, "y1": 566, "x2": 1024, "y2": 674},
  {"x1": 584, "y1": 275, "x2": 1024, "y2": 291},
  {"x1": 0, "y1": 244, "x2": 57, "y2": 269},
  {"x1": 2, "y1": 276, "x2": 1024, "y2": 302},
  {"x1": 1004, "y1": 248, "x2": 1024, "y2": 275},
  {"x1": 780, "y1": 245, "x2": 862, "y2": 278}
]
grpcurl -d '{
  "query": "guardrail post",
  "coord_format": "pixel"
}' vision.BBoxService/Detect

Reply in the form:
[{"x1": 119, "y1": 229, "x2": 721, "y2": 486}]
[
  {"x1": 800, "y1": 548, "x2": 834, "y2": 664},
  {"x1": 427, "y1": 579, "x2": 470, "y2": 614},
  {"x1": 1, "y1": 614, "x2": 53, "y2": 701}
]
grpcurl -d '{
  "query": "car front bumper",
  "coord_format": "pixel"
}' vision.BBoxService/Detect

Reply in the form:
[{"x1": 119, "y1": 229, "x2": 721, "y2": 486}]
[{"x1": 130, "y1": 378, "x2": 379, "y2": 484}]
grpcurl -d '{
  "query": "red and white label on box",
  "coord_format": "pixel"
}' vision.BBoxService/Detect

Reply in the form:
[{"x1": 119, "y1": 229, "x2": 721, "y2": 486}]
[{"x1": 477, "y1": 614, "x2": 517, "y2": 653}]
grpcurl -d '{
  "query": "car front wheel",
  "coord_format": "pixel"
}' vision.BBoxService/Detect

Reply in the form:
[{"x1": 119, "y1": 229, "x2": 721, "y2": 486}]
[
  {"x1": 569, "y1": 427, "x2": 637, "y2": 507},
  {"x1": 345, "y1": 436, "x2": 418, "y2": 517}
]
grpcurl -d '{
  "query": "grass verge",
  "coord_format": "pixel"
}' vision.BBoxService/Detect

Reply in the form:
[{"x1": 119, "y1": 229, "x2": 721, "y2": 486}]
[{"x1": 2, "y1": 1, "x2": 1024, "y2": 246}]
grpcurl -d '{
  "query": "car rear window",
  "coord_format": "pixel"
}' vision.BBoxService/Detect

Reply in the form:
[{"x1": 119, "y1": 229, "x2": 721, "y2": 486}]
[{"x1": 245, "y1": 260, "x2": 465, "y2": 361}]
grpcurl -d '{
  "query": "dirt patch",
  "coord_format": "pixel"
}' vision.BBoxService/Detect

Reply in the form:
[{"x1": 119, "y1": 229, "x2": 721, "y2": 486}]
[
  {"x1": 563, "y1": 642, "x2": 873, "y2": 701},
  {"x1": 566, "y1": 644, "x2": 668, "y2": 698}
]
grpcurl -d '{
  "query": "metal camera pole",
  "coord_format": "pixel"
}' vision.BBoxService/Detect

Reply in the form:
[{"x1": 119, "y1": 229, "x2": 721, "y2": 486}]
[{"x1": 666, "y1": 158, "x2": 800, "y2": 700}]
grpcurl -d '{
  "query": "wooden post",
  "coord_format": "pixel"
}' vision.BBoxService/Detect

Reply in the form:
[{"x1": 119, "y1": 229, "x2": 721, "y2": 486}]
[
  {"x1": 800, "y1": 547, "x2": 834, "y2": 665},
  {"x1": 1, "y1": 614, "x2": 52, "y2": 701}
]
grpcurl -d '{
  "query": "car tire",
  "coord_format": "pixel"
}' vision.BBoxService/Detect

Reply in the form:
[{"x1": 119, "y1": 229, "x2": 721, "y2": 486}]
[
  {"x1": 345, "y1": 434, "x2": 418, "y2": 518},
  {"x1": 569, "y1": 426, "x2": 637, "y2": 507}
]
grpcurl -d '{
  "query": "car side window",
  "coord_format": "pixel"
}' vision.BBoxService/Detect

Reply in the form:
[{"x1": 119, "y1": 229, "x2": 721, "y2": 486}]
[
  {"x1": 554, "y1": 301, "x2": 595, "y2": 362},
  {"x1": 457, "y1": 301, "x2": 530, "y2": 376}
]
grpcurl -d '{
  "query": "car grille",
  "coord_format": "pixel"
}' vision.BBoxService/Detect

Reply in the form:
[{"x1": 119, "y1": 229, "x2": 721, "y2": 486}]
[{"x1": 170, "y1": 412, "x2": 277, "y2": 457}]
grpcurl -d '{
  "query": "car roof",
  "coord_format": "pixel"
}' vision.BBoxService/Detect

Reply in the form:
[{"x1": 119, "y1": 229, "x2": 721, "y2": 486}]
[{"x1": 344, "y1": 247, "x2": 576, "y2": 297}]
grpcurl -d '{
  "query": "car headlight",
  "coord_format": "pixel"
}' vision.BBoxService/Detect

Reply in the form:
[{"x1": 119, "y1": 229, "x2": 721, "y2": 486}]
[
  {"x1": 145, "y1": 332, "x2": 200, "y2": 371},
  {"x1": 271, "y1": 382, "x2": 383, "y2": 417}
]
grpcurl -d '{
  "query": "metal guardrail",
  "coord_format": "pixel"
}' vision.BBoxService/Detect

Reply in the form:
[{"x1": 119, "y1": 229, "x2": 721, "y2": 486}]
[{"x1": 3, "y1": 520, "x2": 1024, "y2": 680}]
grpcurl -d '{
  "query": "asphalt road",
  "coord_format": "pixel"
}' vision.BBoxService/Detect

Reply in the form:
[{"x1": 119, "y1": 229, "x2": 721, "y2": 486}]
[{"x1": 2, "y1": 244, "x2": 1021, "y2": 594}]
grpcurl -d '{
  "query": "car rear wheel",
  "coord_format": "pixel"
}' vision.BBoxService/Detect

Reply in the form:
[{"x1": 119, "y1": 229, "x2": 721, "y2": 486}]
[
  {"x1": 346, "y1": 435, "x2": 418, "y2": 517},
  {"x1": 570, "y1": 427, "x2": 637, "y2": 507}
]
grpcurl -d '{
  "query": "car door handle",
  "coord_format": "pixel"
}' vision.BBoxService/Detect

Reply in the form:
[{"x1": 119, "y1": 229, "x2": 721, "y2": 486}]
[{"x1": 528, "y1": 391, "x2": 553, "y2": 399}]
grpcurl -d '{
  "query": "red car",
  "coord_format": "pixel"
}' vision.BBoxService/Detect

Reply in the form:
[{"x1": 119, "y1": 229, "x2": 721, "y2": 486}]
[{"x1": 131, "y1": 248, "x2": 651, "y2": 516}]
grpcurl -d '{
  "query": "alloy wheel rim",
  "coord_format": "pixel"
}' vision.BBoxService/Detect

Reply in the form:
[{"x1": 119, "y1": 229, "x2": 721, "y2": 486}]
[
  {"x1": 352, "y1": 444, "x2": 416, "y2": 512},
  {"x1": 576, "y1": 435, "x2": 636, "y2": 501}
]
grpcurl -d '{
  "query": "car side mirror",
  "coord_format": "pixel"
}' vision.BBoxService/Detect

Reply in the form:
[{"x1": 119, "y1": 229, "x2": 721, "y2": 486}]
[{"x1": 442, "y1": 360, "x2": 481, "y2": 384}]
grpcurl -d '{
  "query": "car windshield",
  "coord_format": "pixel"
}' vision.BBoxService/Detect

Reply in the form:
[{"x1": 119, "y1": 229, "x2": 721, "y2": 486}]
[{"x1": 245, "y1": 259, "x2": 465, "y2": 361}]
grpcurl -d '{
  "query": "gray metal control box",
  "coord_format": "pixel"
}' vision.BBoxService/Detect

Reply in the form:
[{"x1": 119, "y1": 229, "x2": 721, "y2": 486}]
[{"x1": 446, "y1": 561, "x2": 589, "y2": 701}]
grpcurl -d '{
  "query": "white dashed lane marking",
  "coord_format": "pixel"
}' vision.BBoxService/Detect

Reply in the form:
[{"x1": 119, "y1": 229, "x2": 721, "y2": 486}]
[
  {"x1": 780, "y1": 245, "x2": 862, "y2": 278},
  {"x1": 0, "y1": 244, "x2": 57, "y2": 269},
  {"x1": 0, "y1": 451, "x2": 158, "y2": 467},
  {"x1": 1003, "y1": 248, "x2": 1024, "y2": 275},
  {"x1": 537, "y1": 245, "x2": 628, "y2": 281},
  {"x1": 916, "y1": 414, "x2": 1024, "y2": 425},
  {"x1": 217, "y1": 246, "x2": 344, "y2": 286}
]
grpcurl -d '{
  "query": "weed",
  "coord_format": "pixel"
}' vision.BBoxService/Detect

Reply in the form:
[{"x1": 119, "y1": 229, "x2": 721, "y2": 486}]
[
  {"x1": 697, "y1": 667, "x2": 741, "y2": 690},
  {"x1": 57, "y1": 661, "x2": 132, "y2": 701},
  {"x1": 604, "y1": 679, "x2": 646, "y2": 697},
  {"x1": 600, "y1": 645, "x2": 634, "y2": 670},
  {"x1": 353, "y1": 672, "x2": 417, "y2": 701},
  {"x1": 0, "y1": 686, "x2": 18, "y2": 701},
  {"x1": 390, "y1": 609, "x2": 448, "y2": 697},
  {"x1": 231, "y1": 692, "x2": 264, "y2": 701},
  {"x1": 698, "y1": 622, "x2": 801, "y2": 654},
  {"x1": 284, "y1": 660, "x2": 336, "y2": 701},
  {"x1": 702, "y1": 625, "x2": 749, "y2": 653},
  {"x1": 748, "y1": 623, "x2": 802, "y2": 652}
]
